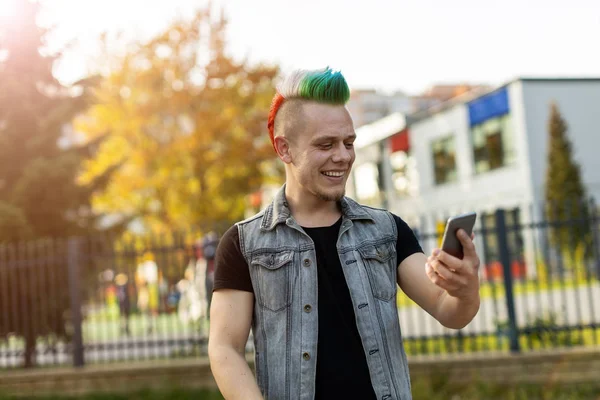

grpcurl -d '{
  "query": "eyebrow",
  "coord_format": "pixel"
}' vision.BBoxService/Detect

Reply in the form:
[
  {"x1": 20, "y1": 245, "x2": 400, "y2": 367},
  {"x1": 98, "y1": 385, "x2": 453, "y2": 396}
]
[{"x1": 310, "y1": 134, "x2": 357, "y2": 144}]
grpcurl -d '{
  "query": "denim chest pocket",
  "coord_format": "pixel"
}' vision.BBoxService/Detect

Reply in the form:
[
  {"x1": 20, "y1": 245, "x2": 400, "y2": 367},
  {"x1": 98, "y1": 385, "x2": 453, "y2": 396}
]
[
  {"x1": 251, "y1": 250, "x2": 296, "y2": 312},
  {"x1": 358, "y1": 241, "x2": 397, "y2": 301}
]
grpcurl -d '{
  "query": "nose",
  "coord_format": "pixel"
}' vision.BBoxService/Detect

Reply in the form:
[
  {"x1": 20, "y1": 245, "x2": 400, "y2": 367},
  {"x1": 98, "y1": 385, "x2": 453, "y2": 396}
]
[
  {"x1": 332, "y1": 143, "x2": 353, "y2": 164},
  {"x1": 333, "y1": 143, "x2": 354, "y2": 163}
]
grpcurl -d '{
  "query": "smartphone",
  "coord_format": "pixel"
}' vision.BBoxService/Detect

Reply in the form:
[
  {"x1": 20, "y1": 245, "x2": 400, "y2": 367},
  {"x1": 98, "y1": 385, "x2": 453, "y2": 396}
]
[{"x1": 440, "y1": 212, "x2": 477, "y2": 259}]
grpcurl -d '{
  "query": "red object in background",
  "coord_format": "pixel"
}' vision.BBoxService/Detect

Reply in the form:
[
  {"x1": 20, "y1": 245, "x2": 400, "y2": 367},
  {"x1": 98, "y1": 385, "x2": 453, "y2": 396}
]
[
  {"x1": 483, "y1": 260, "x2": 527, "y2": 281},
  {"x1": 249, "y1": 191, "x2": 262, "y2": 208},
  {"x1": 389, "y1": 128, "x2": 410, "y2": 153}
]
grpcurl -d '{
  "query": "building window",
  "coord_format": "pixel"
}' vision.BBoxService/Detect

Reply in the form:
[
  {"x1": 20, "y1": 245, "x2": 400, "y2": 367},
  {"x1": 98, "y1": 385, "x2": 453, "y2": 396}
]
[
  {"x1": 431, "y1": 136, "x2": 457, "y2": 185},
  {"x1": 390, "y1": 151, "x2": 418, "y2": 197},
  {"x1": 472, "y1": 114, "x2": 516, "y2": 174},
  {"x1": 354, "y1": 162, "x2": 383, "y2": 207}
]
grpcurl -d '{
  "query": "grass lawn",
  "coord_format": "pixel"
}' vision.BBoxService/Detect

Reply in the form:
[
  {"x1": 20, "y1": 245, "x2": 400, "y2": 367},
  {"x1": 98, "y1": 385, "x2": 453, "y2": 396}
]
[
  {"x1": 0, "y1": 388, "x2": 223, "y2": 400},
  {"x1": 1, "y1": 381, "x2": 599, "y2": 400},
  {"x1": 82, "y1": 312, "x2": 205, "y2": 342},
  {"x1": 410, "y1": 378, "x2": 600, "y2": 400}
]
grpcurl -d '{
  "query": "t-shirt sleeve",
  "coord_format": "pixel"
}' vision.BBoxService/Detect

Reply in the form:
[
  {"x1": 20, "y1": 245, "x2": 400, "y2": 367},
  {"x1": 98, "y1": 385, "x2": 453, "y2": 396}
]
[
  {"x1": 393, "y1": 214, "x2": 424, "y2": 265},
  {"x1": 213, "y1": 225, "x2": 254, "y2": 293}
]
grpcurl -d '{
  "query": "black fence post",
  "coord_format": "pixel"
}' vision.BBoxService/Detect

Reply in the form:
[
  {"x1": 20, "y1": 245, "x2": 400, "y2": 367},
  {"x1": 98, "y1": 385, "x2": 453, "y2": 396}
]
[
  {"x1": 495, "y1": 209, "x2": 521, "y2": 353},
  {"x1": 68, "y1": 238, "x2": 85, "y2": 367}
]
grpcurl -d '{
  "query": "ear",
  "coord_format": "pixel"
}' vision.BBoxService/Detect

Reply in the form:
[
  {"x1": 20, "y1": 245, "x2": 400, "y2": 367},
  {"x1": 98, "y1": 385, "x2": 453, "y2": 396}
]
[{"x1": 274, "y1": 136, "x2": 293, "y2": 164}]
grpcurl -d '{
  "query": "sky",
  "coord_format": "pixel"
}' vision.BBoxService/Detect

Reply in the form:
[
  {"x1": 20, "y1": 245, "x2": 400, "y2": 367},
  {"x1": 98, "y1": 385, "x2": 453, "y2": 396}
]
[{"x1": 3, "y1": 0, "x2": 600, "y2": 95}]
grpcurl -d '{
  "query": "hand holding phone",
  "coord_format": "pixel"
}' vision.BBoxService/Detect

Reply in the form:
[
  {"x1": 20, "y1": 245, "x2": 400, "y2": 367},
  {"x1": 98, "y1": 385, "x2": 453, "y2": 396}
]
[{"x1": 440, "y1": 212, "x2": 477, "y2": 259}]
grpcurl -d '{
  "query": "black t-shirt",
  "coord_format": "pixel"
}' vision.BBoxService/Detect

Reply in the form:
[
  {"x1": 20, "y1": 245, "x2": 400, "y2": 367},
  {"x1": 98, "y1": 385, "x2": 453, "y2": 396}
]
[{"x1": 213, "y1": 213, "x2": 423, "y2": 398}]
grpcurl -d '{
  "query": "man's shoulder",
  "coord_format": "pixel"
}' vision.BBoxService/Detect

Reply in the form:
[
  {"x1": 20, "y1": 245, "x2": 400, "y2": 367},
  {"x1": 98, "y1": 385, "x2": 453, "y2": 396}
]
[
  {"x1": 236, "y1": 208, "x2": 267, "y2": 227},
  {"x1": 344, "y1": 196, "x2": 393, "y2": 219}
]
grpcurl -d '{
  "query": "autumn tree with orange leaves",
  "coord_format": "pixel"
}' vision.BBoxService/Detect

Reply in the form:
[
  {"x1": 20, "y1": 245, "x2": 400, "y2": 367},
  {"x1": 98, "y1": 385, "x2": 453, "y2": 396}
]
[{"x1": 77, "y1": 8, "x2": 281, "y2": 233}]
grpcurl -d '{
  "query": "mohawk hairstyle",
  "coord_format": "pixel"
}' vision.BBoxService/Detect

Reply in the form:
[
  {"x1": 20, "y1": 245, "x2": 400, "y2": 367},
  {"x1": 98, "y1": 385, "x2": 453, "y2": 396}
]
[{"x1": 267, "y1": 67, "x2": 350, "y2": 150}]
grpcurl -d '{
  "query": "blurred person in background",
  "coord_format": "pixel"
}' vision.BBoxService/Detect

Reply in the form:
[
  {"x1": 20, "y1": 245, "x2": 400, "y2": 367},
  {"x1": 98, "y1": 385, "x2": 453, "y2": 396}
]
[
  {"x1": 208, "y1": 67, "x2": 481, "y2": 399},
  {"x1": 136, "y1": 252, "x2": 159, "y2": 334},
  {"x1": 176, "y1": 239, "x2": 210, "y2": 330},
  {"x1": 114, "y1": 273, "x2": 131, "y2": 336}
]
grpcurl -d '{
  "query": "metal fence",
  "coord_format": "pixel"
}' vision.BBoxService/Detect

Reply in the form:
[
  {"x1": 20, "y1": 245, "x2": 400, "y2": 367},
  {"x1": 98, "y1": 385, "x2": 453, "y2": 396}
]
[
  {"x1": 0, "y1": 227, "x2": 227, "y2": 369},
  {"x1": 402, "y1": 207, "x2": 600, "y2": 356},
  {"x1": 1, "y1": 208, "x2": 600, "y2": 369}
]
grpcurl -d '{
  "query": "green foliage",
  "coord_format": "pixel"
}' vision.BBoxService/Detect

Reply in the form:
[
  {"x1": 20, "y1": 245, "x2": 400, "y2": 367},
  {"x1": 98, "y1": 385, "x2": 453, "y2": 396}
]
[
  {"x1": 524, "y1": 312, "x2": 584, "y2": 348},
  {"x1": 495, "y1": 311, "x2": 584, "y2": 349},
  {"x1": 544, "y1": 102, "x2": 591, "y2": 260},
  {"x1": 0, "y1": 0, "x2": 106, "y2": 240},
  {"x1": 0, "y1": 0, "x2": 112, "y2": 368},
  {"x1": 0, "y1": 202, "x2": 32, "y2": 242}
]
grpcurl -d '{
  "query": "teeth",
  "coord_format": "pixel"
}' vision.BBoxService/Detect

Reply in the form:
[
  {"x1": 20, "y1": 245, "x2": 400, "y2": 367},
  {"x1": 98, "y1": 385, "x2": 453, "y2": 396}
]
[{"x1": 323, "y1": 171, "x2": 344, "y2": 177}]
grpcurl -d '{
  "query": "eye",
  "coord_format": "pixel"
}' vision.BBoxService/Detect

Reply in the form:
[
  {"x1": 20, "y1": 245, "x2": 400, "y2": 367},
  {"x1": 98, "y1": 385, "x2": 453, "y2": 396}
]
[
  {"x1": 319, "y1": 143, "x2": 333, "y2": 150},
  {"x1": 345, "y1": 142, "x2": 354, "y2": 149}
]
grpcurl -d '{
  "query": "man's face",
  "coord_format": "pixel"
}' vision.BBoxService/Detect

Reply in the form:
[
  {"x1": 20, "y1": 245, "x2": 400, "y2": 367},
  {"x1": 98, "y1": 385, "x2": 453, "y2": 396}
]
[{"x1": 286, "y1": 103, "x2": 356, "y2": 202}]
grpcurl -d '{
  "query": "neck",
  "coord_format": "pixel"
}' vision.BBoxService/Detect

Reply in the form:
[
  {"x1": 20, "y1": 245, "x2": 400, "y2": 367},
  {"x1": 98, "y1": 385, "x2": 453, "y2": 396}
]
[{"x1": 284, "y1": 183, "x2": 342, "y2": 228}]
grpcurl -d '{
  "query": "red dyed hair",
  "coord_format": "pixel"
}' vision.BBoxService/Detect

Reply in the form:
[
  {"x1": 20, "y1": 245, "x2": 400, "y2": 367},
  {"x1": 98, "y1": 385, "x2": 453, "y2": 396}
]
[{"x1": 267, "y1": 93, "x2": 285, "y2": 152}]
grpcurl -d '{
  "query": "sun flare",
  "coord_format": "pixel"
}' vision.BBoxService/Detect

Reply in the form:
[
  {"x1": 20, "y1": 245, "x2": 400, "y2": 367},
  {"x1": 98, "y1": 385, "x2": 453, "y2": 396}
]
[{"x1": 0, "y1": 0, "x2": 16, "y2": 19}]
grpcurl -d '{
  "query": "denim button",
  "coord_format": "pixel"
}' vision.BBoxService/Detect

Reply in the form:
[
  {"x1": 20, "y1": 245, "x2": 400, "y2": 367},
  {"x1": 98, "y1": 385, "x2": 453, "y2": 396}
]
[
  {"x1": 303, "y1": 259, "x2": 311, "y2": 267},
  {"x1": 304, "y1": 304, "x2": 312, "y2": 313},
  {"x1": 302, "y1": 352, "x2": 311, "y2": 361}
]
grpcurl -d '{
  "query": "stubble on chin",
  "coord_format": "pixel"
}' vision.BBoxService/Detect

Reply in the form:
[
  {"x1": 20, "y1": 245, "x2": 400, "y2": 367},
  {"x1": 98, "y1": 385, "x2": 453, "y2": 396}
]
[{"x1": 316, "y1": 189, "x2": 345, "y2": 202}]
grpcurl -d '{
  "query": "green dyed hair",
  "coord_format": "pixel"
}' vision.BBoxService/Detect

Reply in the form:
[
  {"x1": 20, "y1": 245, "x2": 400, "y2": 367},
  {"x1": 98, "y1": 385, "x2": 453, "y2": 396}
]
[
  {"x1": 278, "y1": 67, "x2": 350, "y2": 104},
  {"x1": 267, "y1": 67, "x2": 351, "y2": 148}
]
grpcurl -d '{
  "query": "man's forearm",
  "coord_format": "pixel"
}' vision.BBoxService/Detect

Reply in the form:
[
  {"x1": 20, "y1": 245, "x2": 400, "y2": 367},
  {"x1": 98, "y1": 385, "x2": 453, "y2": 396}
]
[
  {"x1": 209, "y1": 345, "x2": 263, "y2": 400},
  {"x1": 435, "y1": 291, "x2": 480, "y2": 329}
]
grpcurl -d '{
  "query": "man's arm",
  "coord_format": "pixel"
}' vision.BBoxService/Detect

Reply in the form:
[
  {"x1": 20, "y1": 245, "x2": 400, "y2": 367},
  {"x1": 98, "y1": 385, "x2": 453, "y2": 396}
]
[
  {"x1": 208, "y1": 289, "x2": 263, "y2": 400},
  {"x1": 397, "y1": 229, "x2": 480, "y2": 329}
]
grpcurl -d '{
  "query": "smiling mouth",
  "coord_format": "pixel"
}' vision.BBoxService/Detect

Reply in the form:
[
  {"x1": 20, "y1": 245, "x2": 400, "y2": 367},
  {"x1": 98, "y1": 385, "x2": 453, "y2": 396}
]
[{"x1": 322, "y1": 171, "x2": 345, "y2": 178}]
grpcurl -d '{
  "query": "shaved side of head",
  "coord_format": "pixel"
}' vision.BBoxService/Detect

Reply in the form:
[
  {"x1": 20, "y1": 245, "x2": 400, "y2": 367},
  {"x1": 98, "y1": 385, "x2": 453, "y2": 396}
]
[{"x1": 273, "y1": 98, "x2": 307, "y2": 145}]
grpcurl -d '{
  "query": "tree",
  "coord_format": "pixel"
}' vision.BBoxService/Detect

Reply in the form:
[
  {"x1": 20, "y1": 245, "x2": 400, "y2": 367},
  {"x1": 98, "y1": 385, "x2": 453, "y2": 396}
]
[
  {"x1": 0, "y1": 0, "x2": 111, "y2": 367},
  {"x1": 0, "y1": 0, "x2": 104, "y2": 239},
  {"x1": 0, "y1": 202, "x2": 32, "y2": 242},
  {"x1": 544, "y1": 102, "x2": 590, "y2": 262},
  {"x1": 76, "y1": 8, "x2": 280, "y2": 233}
]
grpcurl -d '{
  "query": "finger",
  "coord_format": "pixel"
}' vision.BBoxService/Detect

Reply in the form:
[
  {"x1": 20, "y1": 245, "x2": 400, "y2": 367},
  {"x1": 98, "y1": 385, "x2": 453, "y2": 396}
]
[
  {"x1": 430, "y1": 261, "x2": 469, "y2": 289},
  {"x1": 426, "y1": 264, "x2": 454, "y2": 291},
  {"x1": 457, "y1": 229, "x2": 477, "y2": 258},
  {"x1": 430, "y1": 259, "x2": 455, "y2": 281},
  {"x1": 434, "y1": 249, "x2": 462, "y2": 272},
  {"x1": 425, "y1": 262, "x2": 437, "y2": 281}
]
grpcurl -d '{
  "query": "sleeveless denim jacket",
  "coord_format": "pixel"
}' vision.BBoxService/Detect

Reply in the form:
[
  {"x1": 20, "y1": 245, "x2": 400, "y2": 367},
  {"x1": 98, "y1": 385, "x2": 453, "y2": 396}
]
[{"x1": 237, "y1": 185, "x2": 412, "y2": 400}]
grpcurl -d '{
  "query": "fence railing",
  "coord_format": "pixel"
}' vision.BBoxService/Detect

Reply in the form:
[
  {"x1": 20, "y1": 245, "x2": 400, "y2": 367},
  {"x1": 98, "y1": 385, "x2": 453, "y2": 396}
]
[
  {"x1": 1, "y1": 209, "x2": 600, "y2": 369},
  {"x1": 0, "y1": 228, "x2": 225, "y2": 369},
  {"x1": 402, "y1": 208, "x2": 600, "y2": 356}
]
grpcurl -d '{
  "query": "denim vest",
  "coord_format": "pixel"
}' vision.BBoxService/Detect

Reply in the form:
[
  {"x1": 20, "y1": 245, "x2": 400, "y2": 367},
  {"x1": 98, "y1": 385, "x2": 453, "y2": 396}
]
[{"x1": 237, "y1": 186, "x2": 412, "y2": 400}]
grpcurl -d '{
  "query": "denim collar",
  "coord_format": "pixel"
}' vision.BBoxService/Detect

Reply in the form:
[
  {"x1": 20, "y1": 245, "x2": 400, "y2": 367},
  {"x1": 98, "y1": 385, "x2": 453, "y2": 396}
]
[{"x1": 261, "y1": 184, "x2": 375, "y2": 231}]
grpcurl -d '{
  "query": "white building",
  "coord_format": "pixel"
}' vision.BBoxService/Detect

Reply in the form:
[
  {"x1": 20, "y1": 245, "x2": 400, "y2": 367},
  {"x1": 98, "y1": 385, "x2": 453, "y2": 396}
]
[
  {"x1": 350, "y1": 77, "x2": 600, "y2": 278},
  {"x1": 347, "y1": 89, "x2": 412, "y2": 129}
]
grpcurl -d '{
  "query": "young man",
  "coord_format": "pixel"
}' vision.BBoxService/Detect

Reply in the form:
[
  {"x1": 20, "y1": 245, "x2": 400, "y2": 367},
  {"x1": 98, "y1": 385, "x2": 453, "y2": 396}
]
[{"x1": 208, "y1": 68, "x2": 481, "y2": 400}]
